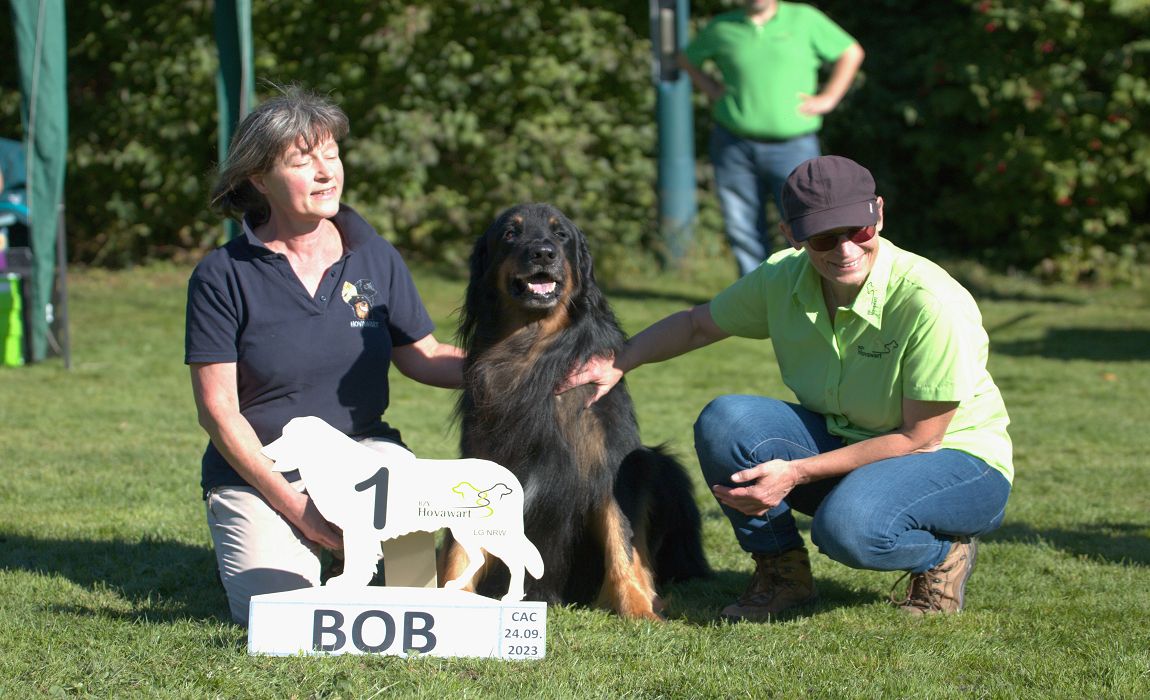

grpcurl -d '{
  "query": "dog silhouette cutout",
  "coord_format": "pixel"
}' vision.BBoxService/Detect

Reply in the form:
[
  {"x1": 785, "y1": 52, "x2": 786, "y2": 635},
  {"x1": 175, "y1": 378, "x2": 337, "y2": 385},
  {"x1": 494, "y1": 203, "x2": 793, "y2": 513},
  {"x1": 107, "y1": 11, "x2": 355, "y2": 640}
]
[{"x1": 261, "y1": 416, "x2": 544, "y2": 601}]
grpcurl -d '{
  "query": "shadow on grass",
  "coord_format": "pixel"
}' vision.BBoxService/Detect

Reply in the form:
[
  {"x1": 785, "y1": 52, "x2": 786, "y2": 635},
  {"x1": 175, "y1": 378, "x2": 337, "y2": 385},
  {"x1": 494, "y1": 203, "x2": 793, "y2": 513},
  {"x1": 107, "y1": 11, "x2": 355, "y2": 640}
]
[
  {"x1": 985, "y1": 521, "x2": 1150, "y2": 567},
  {"x1": 942, "y1": 266, "x2": 1086, "y2": 306},
  {"x1": 600, "y1": 285, "x2": 713, "y2": 309},
  {"x1": 0, "y1": 532, "x2": 231, "y2": 625},
  {"x1": 662, "y1": 569, "x2": 880, "y2": 626},
  {"x1": 992, "y1": 328, "x2": 1150, "y2": 362}
]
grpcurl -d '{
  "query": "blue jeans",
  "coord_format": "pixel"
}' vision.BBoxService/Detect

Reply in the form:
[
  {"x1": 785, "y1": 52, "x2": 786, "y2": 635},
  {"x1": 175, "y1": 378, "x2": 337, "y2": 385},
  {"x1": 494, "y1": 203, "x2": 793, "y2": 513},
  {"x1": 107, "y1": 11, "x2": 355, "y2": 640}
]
[
  {"x1": 709, "y1": 125, "x2": 821, "y2": 276},
  {"x1": 694, "y1": 396, "x2": 1011, "y2": 574}
]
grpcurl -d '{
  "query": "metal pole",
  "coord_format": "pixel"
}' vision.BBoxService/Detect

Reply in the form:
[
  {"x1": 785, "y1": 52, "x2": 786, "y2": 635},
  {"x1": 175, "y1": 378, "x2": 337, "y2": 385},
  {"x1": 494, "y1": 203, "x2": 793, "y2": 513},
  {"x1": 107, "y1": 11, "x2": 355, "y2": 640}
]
[
  {"x1": 54, "y1": 201, "x2": 70, "y2": 369},
  {"x1": 650, "y1": 0, "x2": 696, "y2": 268}
]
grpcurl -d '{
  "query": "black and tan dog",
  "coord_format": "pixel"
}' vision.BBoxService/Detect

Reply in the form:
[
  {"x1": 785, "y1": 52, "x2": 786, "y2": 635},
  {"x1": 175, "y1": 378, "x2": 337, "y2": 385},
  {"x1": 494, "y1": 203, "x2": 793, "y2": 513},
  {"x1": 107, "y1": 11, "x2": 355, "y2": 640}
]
[{"x1": 438, "y1": 203, "x2": 710, "y2": 619}]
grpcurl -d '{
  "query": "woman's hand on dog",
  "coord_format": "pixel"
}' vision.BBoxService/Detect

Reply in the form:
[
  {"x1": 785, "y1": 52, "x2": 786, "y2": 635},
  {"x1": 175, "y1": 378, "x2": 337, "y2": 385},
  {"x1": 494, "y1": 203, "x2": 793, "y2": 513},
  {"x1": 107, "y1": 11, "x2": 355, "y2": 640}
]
[
  {"x1": 557, "y1": 352, "x2": 624, "y2": 407},
  {"x1": 712, "y1": 459, "x2": 802, "y2": 516}
]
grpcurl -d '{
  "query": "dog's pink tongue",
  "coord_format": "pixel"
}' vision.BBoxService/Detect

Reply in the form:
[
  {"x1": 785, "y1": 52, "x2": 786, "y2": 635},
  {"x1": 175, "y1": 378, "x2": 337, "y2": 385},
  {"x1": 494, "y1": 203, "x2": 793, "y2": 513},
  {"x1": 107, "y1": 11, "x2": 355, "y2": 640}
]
[{"x1": 528, "y1": 281, "x2": 556, "y2": 295}]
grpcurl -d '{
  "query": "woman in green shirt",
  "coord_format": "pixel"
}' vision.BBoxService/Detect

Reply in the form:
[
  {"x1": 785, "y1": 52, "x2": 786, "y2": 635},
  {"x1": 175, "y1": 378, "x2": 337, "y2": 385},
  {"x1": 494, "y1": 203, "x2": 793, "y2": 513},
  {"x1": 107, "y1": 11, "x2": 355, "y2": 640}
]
[{"x1": 562, "y1": 156, "x2": 1012, "y2": 621}]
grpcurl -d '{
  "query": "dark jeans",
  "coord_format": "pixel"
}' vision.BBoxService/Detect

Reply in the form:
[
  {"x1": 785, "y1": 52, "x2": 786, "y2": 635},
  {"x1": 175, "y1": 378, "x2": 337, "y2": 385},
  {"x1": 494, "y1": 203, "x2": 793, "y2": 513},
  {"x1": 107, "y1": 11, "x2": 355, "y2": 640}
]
[
  {"x1": 694, "y1": 395, "x2": 1011, "y2": 573},
  {"x1": 709, "y1": 125, "x2": 820, "y2": 276}
]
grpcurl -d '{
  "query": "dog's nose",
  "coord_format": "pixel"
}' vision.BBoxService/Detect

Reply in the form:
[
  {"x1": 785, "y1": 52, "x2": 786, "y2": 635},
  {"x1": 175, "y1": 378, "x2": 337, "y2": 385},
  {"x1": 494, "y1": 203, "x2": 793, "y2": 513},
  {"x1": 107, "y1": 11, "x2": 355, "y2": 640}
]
[{"x1": 528, "y1": 242, "x2": 557, "y2": 264}]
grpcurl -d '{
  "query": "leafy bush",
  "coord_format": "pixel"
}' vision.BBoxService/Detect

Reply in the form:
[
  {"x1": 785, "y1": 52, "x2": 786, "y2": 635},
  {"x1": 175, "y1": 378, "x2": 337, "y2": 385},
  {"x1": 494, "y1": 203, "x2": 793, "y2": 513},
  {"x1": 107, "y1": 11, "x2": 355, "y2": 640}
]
[
  {"x1": 1, "y1": 0, "x2": 1148, "y2": 282},
  {"x1": 64, "y1": 2, "x2": 220, "y2": 266},
  {"x1": 816, "y1": 0, "x2": 1150, "y2": 283},
  {"x1": 8, "y1": 1, "x2": 662, "y2": 276},
  {"x1": 253, "y1": 0, "x2": 658, "y2": 272}
]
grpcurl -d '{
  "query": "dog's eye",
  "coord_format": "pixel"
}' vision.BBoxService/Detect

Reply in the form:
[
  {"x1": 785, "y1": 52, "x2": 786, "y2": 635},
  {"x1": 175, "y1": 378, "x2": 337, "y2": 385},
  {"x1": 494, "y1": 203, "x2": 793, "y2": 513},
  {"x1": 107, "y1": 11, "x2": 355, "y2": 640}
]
[{"x1": 502, "y1": 228, "x2": 517, "y2": 242}]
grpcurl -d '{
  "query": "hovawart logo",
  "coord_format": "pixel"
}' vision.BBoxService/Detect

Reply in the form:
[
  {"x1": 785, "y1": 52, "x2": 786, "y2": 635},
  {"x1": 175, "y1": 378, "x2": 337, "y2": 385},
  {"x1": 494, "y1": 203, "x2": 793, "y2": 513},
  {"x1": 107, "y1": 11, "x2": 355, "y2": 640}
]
[
  {"x1": 416, "y1": 481, "x2": 514, "y2": 520},
  {"x1": 857, "y1": 339, "x2": 899, "y2": 358},
  {"x1": 342, "y1": 279, "x2": 381, "y2": 327}
]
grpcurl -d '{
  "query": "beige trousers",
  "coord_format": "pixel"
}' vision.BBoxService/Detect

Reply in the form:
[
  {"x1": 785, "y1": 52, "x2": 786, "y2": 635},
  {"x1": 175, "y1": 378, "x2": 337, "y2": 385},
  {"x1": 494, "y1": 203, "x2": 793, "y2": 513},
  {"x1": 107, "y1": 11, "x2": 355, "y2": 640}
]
[{"x1": 205, "y1": 439, "x2": 435, "y2": 625}]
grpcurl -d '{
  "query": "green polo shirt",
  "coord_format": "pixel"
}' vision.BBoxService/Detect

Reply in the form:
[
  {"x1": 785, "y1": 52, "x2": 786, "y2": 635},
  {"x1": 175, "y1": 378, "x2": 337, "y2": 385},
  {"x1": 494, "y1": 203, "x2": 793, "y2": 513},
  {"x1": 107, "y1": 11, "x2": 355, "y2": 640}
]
[
  {"x1": 710, "y1": 239, "x2": 1014, "y2": 483},
  {"x1": 683, "y1": 2, "x2": 856, "y2": 140}
]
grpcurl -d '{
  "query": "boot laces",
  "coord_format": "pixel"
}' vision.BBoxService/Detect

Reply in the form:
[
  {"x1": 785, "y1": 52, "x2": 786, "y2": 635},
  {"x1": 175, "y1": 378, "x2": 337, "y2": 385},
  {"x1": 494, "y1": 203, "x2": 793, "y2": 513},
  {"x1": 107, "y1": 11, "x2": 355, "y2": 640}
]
[
  {"x1": 740, "y1": 554, "x2": 803, "y2": 604},
  {"x1": 890, "y1": 570, "x2": 944, "y2": 612}
]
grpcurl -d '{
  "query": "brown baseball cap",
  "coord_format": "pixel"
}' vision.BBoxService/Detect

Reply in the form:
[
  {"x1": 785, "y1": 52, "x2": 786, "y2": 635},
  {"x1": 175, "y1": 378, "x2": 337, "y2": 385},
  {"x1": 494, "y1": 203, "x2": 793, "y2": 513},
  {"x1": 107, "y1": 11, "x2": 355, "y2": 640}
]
[{"x1": 780, "y1": 156, "x2": 879, "y2": 241}]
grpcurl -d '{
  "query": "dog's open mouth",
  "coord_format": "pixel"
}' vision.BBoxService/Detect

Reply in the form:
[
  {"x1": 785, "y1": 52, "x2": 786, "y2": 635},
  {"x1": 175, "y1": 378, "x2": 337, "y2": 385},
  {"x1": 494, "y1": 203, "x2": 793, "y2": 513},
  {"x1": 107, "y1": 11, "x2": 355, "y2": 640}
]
[{"x1": 510, "y1": 273, "x2": 561, "y2": 305}]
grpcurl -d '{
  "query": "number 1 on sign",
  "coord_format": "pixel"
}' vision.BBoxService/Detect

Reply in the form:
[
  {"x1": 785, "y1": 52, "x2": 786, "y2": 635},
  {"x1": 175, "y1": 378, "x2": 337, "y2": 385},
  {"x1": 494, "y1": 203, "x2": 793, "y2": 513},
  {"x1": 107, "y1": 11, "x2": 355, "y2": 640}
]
[{"x1": 354, "y1": 467, "x2": 390, "y2": 529}]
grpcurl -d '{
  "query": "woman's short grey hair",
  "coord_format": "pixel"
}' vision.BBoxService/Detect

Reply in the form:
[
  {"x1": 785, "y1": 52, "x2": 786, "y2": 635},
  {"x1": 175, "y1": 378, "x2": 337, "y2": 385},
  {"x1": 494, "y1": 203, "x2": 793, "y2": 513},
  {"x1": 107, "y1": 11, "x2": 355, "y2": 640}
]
[{"x1": 209, "y1": 85, "x2": 349, "y2": 223}]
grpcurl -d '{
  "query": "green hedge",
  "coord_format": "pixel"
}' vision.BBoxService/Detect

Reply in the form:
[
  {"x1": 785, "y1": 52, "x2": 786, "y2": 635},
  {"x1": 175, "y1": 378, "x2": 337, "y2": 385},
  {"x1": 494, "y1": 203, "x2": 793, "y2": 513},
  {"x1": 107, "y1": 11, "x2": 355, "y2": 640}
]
[
  {"x1": 1, "y1": 0, "x2": 1147, "y2": 281},
  {"x1": 816, "y1": 0, "x2": 1150, "y2": 283}
]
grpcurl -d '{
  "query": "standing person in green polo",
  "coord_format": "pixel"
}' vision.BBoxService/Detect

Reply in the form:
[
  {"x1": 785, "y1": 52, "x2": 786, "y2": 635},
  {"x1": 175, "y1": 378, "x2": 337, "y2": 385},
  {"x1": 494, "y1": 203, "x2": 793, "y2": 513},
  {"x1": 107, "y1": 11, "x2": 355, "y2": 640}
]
[
  {"x1": 678, "y1": 0, "x2": 864, "y2": 277},
  {"x1": 561, "y1": 156, "x2": 1013, "y2": 621}
]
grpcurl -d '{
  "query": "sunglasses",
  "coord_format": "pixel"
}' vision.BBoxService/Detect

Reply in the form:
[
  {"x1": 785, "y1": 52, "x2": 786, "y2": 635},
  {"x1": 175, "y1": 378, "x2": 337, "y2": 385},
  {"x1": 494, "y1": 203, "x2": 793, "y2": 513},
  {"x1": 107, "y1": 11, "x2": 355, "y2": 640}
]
[{"x1": 805, "y1": 225, "x2": 877, "y2": 252}]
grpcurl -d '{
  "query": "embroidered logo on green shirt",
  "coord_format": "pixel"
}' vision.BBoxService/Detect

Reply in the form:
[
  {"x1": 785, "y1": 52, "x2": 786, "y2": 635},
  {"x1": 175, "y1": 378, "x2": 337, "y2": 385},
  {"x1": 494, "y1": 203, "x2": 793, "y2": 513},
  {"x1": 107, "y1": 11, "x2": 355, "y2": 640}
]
[{"x1": 857, "y1": 339, "x2": 899, "y2": 358}]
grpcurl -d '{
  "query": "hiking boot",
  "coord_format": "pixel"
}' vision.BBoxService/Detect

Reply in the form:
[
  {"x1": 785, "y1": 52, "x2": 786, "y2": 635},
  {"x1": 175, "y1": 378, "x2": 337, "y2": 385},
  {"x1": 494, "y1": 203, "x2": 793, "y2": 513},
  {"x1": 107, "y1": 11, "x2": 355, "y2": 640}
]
[
  {"x1": 892, "y1": 538, "x2": 978, "y2": 616},
  {"x1": 720, "y1": 546, "x2": 818, "y2": 622}
]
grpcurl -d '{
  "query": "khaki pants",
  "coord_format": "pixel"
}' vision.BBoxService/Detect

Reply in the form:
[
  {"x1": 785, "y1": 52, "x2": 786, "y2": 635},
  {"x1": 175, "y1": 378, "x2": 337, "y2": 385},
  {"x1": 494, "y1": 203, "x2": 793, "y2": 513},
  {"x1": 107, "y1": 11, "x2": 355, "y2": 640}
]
[{"x1": 205, "y1": 439, "x2": 433, "y2": 626}]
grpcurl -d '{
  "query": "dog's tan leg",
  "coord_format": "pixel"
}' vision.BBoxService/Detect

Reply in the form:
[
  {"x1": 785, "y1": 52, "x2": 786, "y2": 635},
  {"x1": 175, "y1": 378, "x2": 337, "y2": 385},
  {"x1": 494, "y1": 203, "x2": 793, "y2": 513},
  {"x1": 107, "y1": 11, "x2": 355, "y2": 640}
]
[
  {"x1": 593, "y1": 499, "x2": 661, "y2": 621},
  {"x1": 437, "y1": 535, "x2": 497, "y2": 594},
  {"x1": 437, "y1": 534, "x2": 475, "y2": 592}
]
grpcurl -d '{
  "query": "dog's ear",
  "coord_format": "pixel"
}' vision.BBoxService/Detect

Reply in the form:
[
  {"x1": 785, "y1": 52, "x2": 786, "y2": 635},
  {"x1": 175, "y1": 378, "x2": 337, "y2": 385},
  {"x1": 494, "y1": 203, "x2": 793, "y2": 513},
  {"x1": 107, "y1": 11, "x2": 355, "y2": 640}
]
[
  {"x1": 568, "y1": 216, "x2": 610, "y2": 316},
  {"x1": 468, "y1": 223, "x2": 492, "y2": 286},
  {"x1": 459, "y1": 211, "x2": 506, "y2": 350}
]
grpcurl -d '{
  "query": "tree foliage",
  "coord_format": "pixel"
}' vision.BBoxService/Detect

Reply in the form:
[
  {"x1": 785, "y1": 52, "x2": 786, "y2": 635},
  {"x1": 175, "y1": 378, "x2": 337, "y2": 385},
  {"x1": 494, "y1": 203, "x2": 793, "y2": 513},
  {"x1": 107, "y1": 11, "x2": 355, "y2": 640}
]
[
  {"x1": 1, "y1": 0, "x2": 1147, "y2": 281},
  {"x1": 815, "y1": 0, "x2": 1150, "y2": 282}
]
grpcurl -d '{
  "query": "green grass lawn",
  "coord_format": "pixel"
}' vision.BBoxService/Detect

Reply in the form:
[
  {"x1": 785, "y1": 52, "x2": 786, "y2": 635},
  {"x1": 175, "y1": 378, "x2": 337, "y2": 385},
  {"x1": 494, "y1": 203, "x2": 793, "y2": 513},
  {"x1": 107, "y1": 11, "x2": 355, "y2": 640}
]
[{"x1": 1, "y1": 253, "x2": 1148, "y2": 698}]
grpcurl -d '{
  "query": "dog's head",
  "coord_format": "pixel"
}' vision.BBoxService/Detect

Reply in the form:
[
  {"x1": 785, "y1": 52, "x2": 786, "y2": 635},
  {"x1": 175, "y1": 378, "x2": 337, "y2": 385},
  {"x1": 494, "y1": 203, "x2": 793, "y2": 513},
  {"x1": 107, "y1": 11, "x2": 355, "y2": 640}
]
[{"x1": 460, "y1": 203, "x2": 606, "y2": 348}]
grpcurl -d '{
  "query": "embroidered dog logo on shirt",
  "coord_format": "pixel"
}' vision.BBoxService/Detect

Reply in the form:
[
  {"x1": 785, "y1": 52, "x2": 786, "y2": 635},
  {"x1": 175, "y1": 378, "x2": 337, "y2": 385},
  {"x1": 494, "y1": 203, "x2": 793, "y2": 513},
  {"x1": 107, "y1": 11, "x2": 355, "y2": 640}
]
[
  {"x1": 341, "y1": 279, "x2": 381, "y2": 328},
  {"x1": 857, "y1": 339, "x2": 899, "y2": 358}
]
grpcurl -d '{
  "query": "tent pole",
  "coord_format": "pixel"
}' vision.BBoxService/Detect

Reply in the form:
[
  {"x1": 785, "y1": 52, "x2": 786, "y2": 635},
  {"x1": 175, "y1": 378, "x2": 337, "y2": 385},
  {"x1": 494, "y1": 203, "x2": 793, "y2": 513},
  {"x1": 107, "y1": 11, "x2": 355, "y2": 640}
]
[{"x1": 54, "y1": 201, "x2": 70, "y2": 369}]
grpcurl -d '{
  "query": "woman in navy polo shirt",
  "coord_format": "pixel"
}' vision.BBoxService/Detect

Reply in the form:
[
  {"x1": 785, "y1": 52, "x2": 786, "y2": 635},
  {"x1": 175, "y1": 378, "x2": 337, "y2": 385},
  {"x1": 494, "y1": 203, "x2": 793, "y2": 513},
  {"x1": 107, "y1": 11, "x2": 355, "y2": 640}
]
[{"x1": 185, "y1": 87, "x2": 464, "y2": 625}]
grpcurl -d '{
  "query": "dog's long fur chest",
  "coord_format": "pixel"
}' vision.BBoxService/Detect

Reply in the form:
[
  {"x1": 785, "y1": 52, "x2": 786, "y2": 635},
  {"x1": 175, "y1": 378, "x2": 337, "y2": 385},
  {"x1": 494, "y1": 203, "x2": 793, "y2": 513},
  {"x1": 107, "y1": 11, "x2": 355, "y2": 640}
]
[{"x1": 461, "y1": 322, "x2": 633, "y2": 485}]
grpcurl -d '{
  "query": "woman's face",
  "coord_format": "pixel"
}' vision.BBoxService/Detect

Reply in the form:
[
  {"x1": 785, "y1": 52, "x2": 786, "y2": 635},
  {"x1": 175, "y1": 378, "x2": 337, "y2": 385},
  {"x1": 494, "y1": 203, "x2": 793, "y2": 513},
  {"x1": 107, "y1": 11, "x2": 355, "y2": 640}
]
[
  {"x1": 782, "y1": 196, "x2": 885, "y2": 294},
  {"x1": 802, "y1": 225, "x2": 881, "y2": 292},
  {"x1": 250, "y1": 134, "x2": 343, "y2": 224}
]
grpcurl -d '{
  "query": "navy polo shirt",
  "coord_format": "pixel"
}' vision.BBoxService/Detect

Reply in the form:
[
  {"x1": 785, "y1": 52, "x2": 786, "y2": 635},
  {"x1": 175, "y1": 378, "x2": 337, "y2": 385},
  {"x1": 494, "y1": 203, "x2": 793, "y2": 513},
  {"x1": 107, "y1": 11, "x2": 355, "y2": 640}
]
[{"x1": 185, "y1": 204, "x2": 435, "y2": 495}]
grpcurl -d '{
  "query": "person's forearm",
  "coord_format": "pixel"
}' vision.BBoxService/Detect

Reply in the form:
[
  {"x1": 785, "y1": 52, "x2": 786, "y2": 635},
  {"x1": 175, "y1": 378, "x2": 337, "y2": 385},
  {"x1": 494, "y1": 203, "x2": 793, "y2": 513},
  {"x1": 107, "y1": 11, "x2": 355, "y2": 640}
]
[
  {"x1": 790, "y1": 400, "x2": 953, "y2": 484},
  {"x1": 789, "y1": 430, "x2": 935, "y2": 485},
  {"x1": 191, "y1": 365, "x2": 304, "y2": 515},
  {"x1": 393, "y1": 336, "x2": 466, "y2": 389},
  {"x1": 198, "y1": 404, "x2": 303, "y2": 514},
  {"x1": 411, "y1": 355, "x2": 465, "y2": 389},
  {"x1": 819, "y1": 43, "x2": 864, "y2": 106},
  {"x1": 676, "y1": 54, "x2": 725, "y2": 100},
  {"x1": 617, "y1": 305, "x2": 723, "y2": 373}
]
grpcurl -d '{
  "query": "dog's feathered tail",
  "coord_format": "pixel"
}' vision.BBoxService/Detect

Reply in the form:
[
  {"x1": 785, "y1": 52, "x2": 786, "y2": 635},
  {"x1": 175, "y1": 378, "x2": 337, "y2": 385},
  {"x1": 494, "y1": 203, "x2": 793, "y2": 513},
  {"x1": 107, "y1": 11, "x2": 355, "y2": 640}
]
[{"x1": 616, "y1": 446, "x2": 712, "y2": 586}]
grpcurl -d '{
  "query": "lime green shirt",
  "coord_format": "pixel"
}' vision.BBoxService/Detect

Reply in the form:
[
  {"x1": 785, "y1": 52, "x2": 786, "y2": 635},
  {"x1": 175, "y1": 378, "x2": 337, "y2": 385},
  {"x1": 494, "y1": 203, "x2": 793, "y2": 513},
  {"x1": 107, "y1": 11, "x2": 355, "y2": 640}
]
[
  {"x1": 709, "y1": 239, "x2": 1014, "y2": 483},
  {"x1": 683, "y1": 2, "x2": 856, "y2": 140}
]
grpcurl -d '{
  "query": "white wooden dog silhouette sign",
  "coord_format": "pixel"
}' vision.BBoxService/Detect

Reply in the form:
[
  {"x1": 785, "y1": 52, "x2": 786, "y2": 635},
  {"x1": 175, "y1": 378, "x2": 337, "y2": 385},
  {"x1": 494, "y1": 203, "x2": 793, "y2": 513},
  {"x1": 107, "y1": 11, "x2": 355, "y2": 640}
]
[{"x1": 261, "y1": 416, "x2": 544, "y2": 601}]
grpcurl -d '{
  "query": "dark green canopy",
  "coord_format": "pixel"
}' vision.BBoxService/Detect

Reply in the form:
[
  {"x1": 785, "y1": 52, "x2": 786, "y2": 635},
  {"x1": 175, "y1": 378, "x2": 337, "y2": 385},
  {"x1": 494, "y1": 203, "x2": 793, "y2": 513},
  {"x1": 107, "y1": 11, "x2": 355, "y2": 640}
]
[
  {"x1": 5, "y1": 0, "x2": 253, "y2": 364},
  {"x1": 9, "y1": 0, "x2": 67, "y2": 363},
  {"x1": 214, "y1": 0, "x2": 255, "y2": 240}
]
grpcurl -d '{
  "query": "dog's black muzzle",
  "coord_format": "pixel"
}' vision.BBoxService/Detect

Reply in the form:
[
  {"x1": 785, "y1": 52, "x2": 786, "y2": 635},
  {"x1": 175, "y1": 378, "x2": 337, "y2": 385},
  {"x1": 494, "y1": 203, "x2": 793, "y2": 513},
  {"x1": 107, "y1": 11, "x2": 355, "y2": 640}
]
[{"x1": 508, "y1": 239, "x2": 565, "y2": 308}]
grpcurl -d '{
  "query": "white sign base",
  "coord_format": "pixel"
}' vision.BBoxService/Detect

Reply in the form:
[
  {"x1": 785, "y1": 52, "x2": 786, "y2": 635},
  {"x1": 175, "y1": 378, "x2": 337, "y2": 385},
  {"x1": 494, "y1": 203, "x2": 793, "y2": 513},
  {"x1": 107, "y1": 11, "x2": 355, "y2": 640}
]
[{"x1": 248, "y1": 586, "x2": 546, "y2": 660}]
